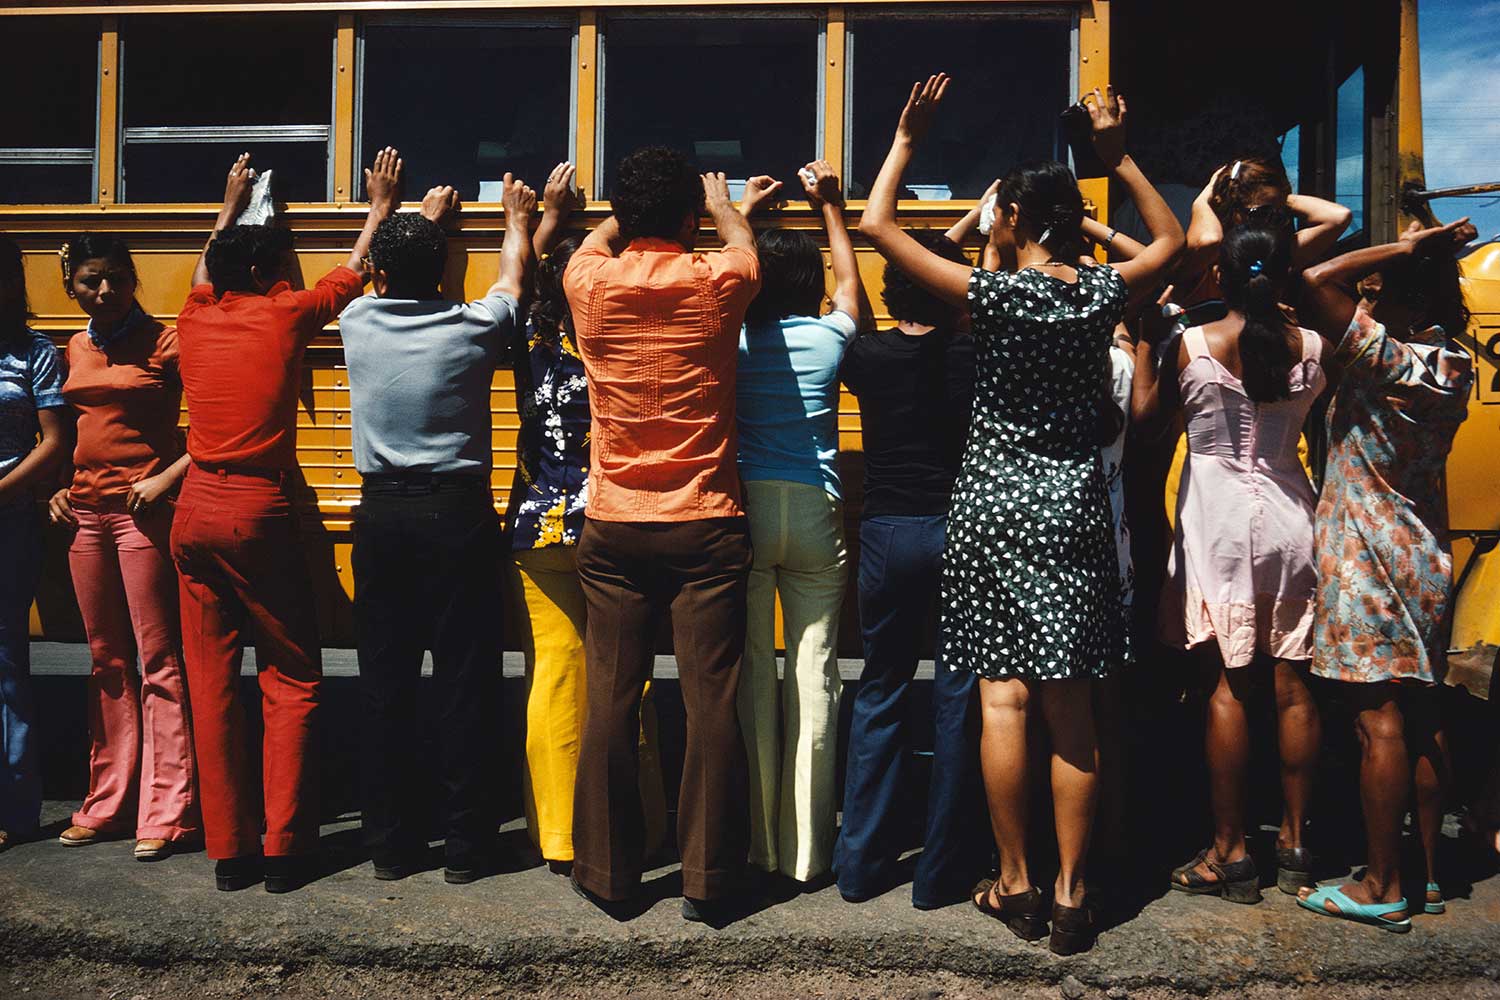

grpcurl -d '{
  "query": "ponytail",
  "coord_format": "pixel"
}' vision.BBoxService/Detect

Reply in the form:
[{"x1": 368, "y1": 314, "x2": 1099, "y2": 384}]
[
  {"x1": 1219, "y1": 217, "x2": 1295, "y2": 403},
  {"x1": 998, "y1": 161, "x2": 1085, "y2": 262},
  {"x1": 529, "y1": 237, "x2": 580, "y2": 349}
]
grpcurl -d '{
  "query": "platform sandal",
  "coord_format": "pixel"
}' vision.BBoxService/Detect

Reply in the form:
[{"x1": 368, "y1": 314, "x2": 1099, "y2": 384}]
[
  {"x1": 1276, "y1": 846, "x2": 1315, "y2": 895},
  {"x1": 971, "y1": 879, "x2": 1048, "y2": 942},
  {"x1": 1424, "y1": 881, "x2": 1445, "y2": 915},
  {"x1": 1169, "y1": 848, "x2": 1261, "y2": 904},
  {"x1": 1049, "y1": 899, "x2": 1096, "y2": 956},
  {"x1": 1296, "y1": 885, "x2": 1411, "y2": 933}
]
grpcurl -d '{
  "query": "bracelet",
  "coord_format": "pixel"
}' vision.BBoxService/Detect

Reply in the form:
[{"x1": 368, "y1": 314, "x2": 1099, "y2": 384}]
[{"x1": 1103, "y1": 228, "x2": 1118, "y2": 248}]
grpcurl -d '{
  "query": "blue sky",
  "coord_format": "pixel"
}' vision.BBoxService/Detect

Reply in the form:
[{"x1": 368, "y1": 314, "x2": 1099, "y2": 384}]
[{"x1": 1421, "y1": 0, "x2": 1500, "y2": 240}]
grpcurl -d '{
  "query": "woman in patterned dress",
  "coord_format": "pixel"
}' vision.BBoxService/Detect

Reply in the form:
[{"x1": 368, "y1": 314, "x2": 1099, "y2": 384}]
[
  {"x1": 859, "y1": 76, "x2": 1183, "y2": 954},
  {"x1": 1293, "y1": 217, "x2": 1477, "y2": 932}
]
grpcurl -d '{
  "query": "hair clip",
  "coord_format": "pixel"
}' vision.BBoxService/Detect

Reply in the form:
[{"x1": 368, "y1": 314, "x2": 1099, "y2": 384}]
[
  {"x1": 58, "y1": 243, "x2": 72, "y2": 281},
  {"x1": 1038, "y1": 226, "x2": 1055, "y2": 247},
  {"x1": 1229, "y1": 160, "x2": 1243, "y2": 182},
  {"x1": 1247, "y1": 258, "x2": 1265, "y2": 276}
]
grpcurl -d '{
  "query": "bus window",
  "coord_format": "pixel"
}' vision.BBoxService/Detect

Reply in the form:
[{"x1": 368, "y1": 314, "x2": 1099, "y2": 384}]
[
  {"x1": 845, "y1": 13, "x2": 1072, "y2": 201},
  {"x1": 359, "y1": 20, "x2": 574, "y2": 204},
  {"x1": 1336, "y1": 66, "x2": 1365, "y2": 235},
  {"x1": 120, "y1": 15, "x2": 334, "y2": 203},
  {"x1": 1280, "y1": 125, "x2": 1301, "y2": 193},
  {"x1": 0, "y1": 17, "x2": 98, "y2": 204},
  {"x1": 599, "y1": 14, "x2": 820, "y2": 200}
]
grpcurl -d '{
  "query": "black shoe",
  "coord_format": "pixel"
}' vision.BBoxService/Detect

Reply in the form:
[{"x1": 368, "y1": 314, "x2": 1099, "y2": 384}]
[
  {"x1": 546, "y1": 859, "x2": 574, "y2": 877},
  {"x1": 570, "y1": 873, "x2": 640, "y2": 919},
  {"x1": 681, "y1": 894, "x2": 741, "y2": 925},
  {"x1": 265, "y1": 854, "x2": 315, "y2": 894},
  {"x1": 373, "y1": 850, "x2": 421, "y2": 881},
  {"x1": 215, "y1": 855, "x2": 263, "y2": 892}
]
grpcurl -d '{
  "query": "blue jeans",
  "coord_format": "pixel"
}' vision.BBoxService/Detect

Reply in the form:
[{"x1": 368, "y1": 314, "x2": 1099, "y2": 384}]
[
  {"x1": 834, "y1": 514, "x2": 987, "y2": 907},
  {"x1": 0, "y1": 504, "x2": 42, "y2": 835}
]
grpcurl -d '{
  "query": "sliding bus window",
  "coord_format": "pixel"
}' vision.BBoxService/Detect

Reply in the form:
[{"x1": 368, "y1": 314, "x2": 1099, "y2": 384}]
[
  {"x1": 0, "y1": 17, "x2": 98, "y2": 204},
  {"x1": 1335, "y1": 66, "x2": 1366, "y2": 236},
  {"x1": 846, "y1": 13, "x2": 1073, "y2": 201},
  {"x1": 600, "y1": 14, "x2": 821, "y2": 200},
  {"x1": 120, "y1": 15, "x2": 335, "y2": 203}
]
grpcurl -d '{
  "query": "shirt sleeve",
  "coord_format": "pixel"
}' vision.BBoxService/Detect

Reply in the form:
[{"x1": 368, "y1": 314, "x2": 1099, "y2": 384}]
[
  {"x1": 838, "y1": 337, "x2": 866, "y2": 396},
  {"x1": 1335, "y1": 310, "x2": 1410, "y2": 385},
  {"x1": 709, "y1": 245, "x2": 762, "y2": 318},
  {"x1": 28, "y1": 335, "x2": 66, "y2": 409},
  {"x1": 965, "y1": 267, "x2": 1012, "y2": 335},
  {"x1": 293, "y1": 265, "x2": 368, "y2": 338},
  {"x1": 471, "y1": 292, "x2": 521, "y2": 364},
  {"x1": 562, "y1": 241, "x2": 611, "y2": 309},
  {"x1": 824, "y1": 309, "x2": 860, "y2": 345},
  {"x1": 178, "y1": 284, "x2": 219, "y2": 326}
]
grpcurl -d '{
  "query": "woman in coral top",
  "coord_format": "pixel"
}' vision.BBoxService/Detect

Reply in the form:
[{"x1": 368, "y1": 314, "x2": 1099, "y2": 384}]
[{"x1": 48, "y1": 234, "x2": 199, "y2": 861}]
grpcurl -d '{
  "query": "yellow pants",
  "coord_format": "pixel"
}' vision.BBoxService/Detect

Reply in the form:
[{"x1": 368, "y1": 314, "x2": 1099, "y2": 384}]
[
  {"x1": 510, "y1": 545, "x2": 667, "y2": 862},
  {"x1": 738, "y1": 479, "x2": 848, "y2": 881}
]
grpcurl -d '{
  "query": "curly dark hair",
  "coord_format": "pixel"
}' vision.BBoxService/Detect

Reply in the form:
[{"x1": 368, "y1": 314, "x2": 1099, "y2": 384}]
[
  {"x1": 205, "y1": 224, "x2": 296, "y2": 296},
  {"x1": 531, "y1": 236, "x2": 580, "y2": 348},
  {"x1": 369, "y1": 213, "x2": 447, "y2": 299},
  {"x1": 611, "y1": 147, "x2": 703, "y2": 242},
  {"x1": 881, "y1": 231, "x2": 969, "y2": 326},
  {"x1": 747, "y1": 229, "x2": 826, "y2": 325}
]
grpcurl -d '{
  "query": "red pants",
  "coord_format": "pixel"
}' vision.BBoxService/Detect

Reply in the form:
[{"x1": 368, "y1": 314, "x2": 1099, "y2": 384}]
[{"x1": 170, "y1": 465, "x2": 321, "y2": 859}]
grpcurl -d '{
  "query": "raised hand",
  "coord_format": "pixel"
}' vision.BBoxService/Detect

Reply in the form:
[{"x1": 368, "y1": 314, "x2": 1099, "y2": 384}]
[
  {"x1": 500, "y1": 172, "x2": 538, "y2": 218},
  {"x1": 896, "y1": 73, "x2": 950, "y2": 145},
  {"x1": 543, "y1": 161, "x2": 584, "y2": 215},
  {"x1": 421, "y1": 185, "x2": 461, "y2": 226},
  {"x1": 1085, "y1": 85, "x2": 1128, "y2": 168},
  {"x1": 364, "y1": 146, "x2": 403, "y2": 213},
  {"x1": 1400, "y1": 216, "x2": 1476, "y2": 256},
  {"x1": 739, "y1": 175, "x2": 784, "y2": 217},
  {"x1": 800, "y1": 160, "x2": 844, "y2": 209},
  {"x1": 222, "y1": 153, "x2": 256, "y2": 217},
  {"x1": 1139, "y1": 284, "x2": 1179, "y2": 346},
  {"x1": 702, "y1": 172, "x2": 734, "y2": 214}
]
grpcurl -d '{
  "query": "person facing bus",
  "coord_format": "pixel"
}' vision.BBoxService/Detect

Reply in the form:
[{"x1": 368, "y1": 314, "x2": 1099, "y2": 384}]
[
  {"x1": 0, "y1": 234, "x2": 69, "y2": 852},
  {"x1": 832, "y1": 228, "x2": 982, "y2": 911},
  {"x1": 1295, "y1": 216, "x2": 1477, "y2": 933},
  {"x1": 563, "y1": 147, "x2": 760, "y2": 924},
  {"x1": 860, "y1": 78, "x2": 1184, "y2": 956},
  {"x1": 47, "y1": 234, "x2": 199, "y2": 861},
  {"x1": 1136, "y1": 214, "x2": 1336, "y2": 906},
  {"x1": 734, "y1": 160, "x2": 869, "y2": 887},
  {"x1": 338, "y1": 172, "x2": 535, "y2": 885},
  {"x1": 171, "y1": 149, "x2": 401, "y2": 894}
]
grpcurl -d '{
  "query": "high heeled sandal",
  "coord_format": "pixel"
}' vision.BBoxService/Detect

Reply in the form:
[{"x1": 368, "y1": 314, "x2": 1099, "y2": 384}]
[
  {"x1": 1276, "y1": 846, "x2": 1315, "y2": 895},
  {"x1": 1049, "y1": 899, "x2": 1097, "y2": 956},
  {"x1": 1169, "y1": 848, "x2": 1262, "y2": 904},
  {"x1": 970, "y1": 880, "x2": 1048, "y2": 942}
]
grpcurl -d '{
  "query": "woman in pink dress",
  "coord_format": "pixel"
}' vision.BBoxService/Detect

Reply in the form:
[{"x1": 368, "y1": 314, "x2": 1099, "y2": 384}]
[{"x1": 1136, "y1": 215, "x2": 1337, "y2": 903}]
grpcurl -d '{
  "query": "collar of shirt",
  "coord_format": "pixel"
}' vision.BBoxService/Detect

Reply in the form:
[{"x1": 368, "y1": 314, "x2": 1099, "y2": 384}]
[
  {"x1": 87, "y1": 301, "x2": 150, "y2": 350},
  {"x1": 625, "y1": 237, "x2": 688, "y2": 254},
  {"x1": 220, "y1": 281, "x2": 293, "y2": 303}
]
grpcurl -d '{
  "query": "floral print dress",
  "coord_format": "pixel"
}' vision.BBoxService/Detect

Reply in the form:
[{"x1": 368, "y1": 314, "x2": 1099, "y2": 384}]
[
  {"x1": 510, "y1": 321, "x2": 590, "y2": 550},
  {"x1": 940, "y1": 265, "x2": 1129, "y2": 681},
  {"x1": 1313, "y1": 311, "x2": 1473, "y2": 685}
]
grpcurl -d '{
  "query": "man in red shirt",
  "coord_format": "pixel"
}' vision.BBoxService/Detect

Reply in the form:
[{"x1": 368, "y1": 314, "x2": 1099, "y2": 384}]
[{"x1": 172, "y1": 149, "x2": 401, "y2": 893}]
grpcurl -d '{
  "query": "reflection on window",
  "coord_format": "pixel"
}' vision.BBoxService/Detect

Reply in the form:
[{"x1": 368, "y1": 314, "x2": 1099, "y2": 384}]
[
  {"x1": 1280, "y1": 125, "x2": 1300, "y2": 194},
  {"x1": 361, "y1": 22, "x2": 573, "y2": 202},
  {"x1": 1335, "y1": 67, "x2": 1365, "y2": 234},
  {"x1": 0, "y1": 17, "x2": 98, "y2": 203},
  {"x1": 121, "y1": 15, "x2": 333, "y2": 202},
  {"x1": 602, "y1": 17, "x2": 819, "y2": 198},
  {"x1": 849, "y1": 17, "x2": 1071, "y2": 201}
]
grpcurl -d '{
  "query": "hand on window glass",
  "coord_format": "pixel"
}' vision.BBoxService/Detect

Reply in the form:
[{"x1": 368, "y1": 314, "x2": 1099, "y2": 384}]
[
  {"x1": 364, "y1": 146, "x2": 404, "y2": 214},
  {"x1": 500, "y1": 172, "x2": 538, "y2": 218},
  {"x1": 799, "y1": 161, "x2": 844, "y2": 210},
  {"x1": 1084, "y1": 86, "x2": 1128, "y2": 168},
  {"x1": 702, "y1": 172, "x2": 735, "y2": 215},
  {"x1": 543, "y1": 162, "x2": 585, "y2": 217},
  {"x1": 895, "y1": 73, "x2": 950, "y2": 146},
  {"x1": 221, "y1": 153, "x2": 257, "y2": 218},
  {"x1": 421, "y1": 185, "x2": 462, "y2": 228},
  {"x1": 739, "y1": 175, "x2": 785, "y2": 217}
]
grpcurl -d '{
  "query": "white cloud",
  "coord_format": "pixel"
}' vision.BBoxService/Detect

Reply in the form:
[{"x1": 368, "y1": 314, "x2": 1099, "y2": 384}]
[{"x1": 1421, "y1": 19, "x2": 1500, "y2": 238}]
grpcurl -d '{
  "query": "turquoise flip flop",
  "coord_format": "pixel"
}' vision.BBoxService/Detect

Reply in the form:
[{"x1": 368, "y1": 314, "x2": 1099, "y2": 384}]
[
  {"x1": 1296, "y1": 885, "x2": 1412, "y2": 933},
  {"x1": 1425, "y1": 882, "x2": 1445, "y2": 915}
]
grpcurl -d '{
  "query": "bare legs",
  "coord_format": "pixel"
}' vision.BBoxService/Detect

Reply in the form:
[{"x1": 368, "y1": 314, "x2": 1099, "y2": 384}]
[
  {"x1": 1273, "y1": 659, "x2": 1321, "y2": 852},
  {"x1": 1406, "y1": 688, "x2": 1449, "y2": 898},
  {"x1": 978, "y1": 677, "x2": 1099, "y2": 909}
]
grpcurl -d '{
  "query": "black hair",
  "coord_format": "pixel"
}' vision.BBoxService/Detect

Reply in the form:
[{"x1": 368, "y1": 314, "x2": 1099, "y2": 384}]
[
  {"x1": 1219, "y1": 215, "x2": 1296, "y2": 403},
  {"x1": 1378, "y1": 248, "x2": 1471, "y2": 343},
  {"x1": 1210, "y1": 156, "x2": 1293, "y2": 227},
  {"x1": 610, "y1": 147, "x2": 703, "y2": 242},
  {"x1": 531, "y1": 236, "x2": 581, "y2": 348},
  {"x1": 0, "y1": 234, "x2": 28, "y2": 350},
  {"x1": 747, "y1": 229, "x2": 826, "y2": 325},
  {"x1": 882, "y1": 231, "x2": 969, "y2": 326},
  {"x1": 369, "y1": 213, "x2": 447, "y2": 299},
  {"x1": 62, "y1": 233, "x2": 138, "y2": 293},
  {"x1": 998, "y1": 160, "x2": 1085, "y2": 261},
  {"x1": 204, "y1": 224, "x2": 295, "y2": 296}
]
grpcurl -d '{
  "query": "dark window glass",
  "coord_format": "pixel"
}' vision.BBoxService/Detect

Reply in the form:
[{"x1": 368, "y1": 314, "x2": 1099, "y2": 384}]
[
  {"x1": 601, "y1": 17, "x2": 819, "y2": 198},
  {"x1": 848, "y1": 17, "x2": 1071, "y2": 200},
  {"x1": 123, "y1": 142, "x2": 328, "y2": 204},
  {"x1": 0, "y1": 165, "x2": 94, "y2": 205},
  {"x1": 1335, "y1": 66, "x2": 1365, "y2": 234},
  {"x1": 0, "y1": 17, "x2": 98, "y2": 203},
  {"x1": 361, "y1": 23, "x2": 573, "y2": 202}
]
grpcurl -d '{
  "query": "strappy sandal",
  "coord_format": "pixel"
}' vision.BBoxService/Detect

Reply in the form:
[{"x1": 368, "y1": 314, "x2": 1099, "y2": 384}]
[
  {"x1": 1297, "y1": 885, "x2": 1411, "y2": 933},
  {"x1": 1424, "y1": 881, "x2": 1445, "y2": 915},
  {"x1": 971, "y1": 879, "x2": 1048, "y2": 942},
  {"x1": 1276, "y1": 846, "x2": 1315, "y2": 895},
  {"x1": 1050, "y1": 899, "x2": 1096, "y2": 956},
  {"x1": 1169, "y1": 848, "x2": 1261, "y2": 904}
]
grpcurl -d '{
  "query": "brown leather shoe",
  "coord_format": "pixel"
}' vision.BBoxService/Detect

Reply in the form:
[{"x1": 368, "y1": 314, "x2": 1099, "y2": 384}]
[
  {"x1": 134, "y1": 838, "x2": 171, "y2": 861},
  {"x1": 59, "y1": 825, "x2": 101, "y2": 846}
]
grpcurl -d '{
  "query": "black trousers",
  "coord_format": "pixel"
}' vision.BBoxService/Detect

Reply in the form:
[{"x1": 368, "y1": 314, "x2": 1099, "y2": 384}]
[{"x1": 352, "y1": 475, "x2": 503, "y2": 864}]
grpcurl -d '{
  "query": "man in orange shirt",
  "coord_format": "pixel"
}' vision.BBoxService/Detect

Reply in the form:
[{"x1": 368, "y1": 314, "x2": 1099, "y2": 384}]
[
  {"x1": 564, "y1": 147, "x2": 761, "y2": 922},
  {"x1": 172, "y1": 149, "x2": 401, "y2": 894}
]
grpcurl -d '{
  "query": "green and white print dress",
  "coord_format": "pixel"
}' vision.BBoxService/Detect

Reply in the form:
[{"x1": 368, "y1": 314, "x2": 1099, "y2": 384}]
[{"x1": 940, "y1": 265, "x2": 1129, "y2": 681}]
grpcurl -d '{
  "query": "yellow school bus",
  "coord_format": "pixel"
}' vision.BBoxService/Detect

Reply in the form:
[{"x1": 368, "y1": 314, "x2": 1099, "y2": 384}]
[{"x1": 2, "y1": 0, "x2": 1494, "y2": 680}]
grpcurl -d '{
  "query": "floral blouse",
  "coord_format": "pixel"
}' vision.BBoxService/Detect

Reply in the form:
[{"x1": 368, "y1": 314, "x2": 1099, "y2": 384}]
[{"x1": 510, "y1": 321, "x2": 590, "y2": 550}]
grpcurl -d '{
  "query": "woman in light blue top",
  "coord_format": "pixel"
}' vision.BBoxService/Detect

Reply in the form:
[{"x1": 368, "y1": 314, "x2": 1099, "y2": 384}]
[{"x1": 735, "y1": 161, "x2": 870, "y2": 883}]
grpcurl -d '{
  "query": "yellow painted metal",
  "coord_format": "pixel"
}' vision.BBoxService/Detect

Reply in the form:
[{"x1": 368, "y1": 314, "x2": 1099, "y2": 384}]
[
  {"x1": 332, "y1": 15, "x2": 356, "y2": 203},
  {"x1": 1076, "y1": 0, "x2": 1109, "y2": 235},
  {"x1": 575, "y1": 10, "x2": 598, "y2": 198},
  {"x1": 97, "y1": 17, "x2": 119, "y2": 204},
  {"x1": 823, "y1": 6, "x2": 846, "y2": 173}
]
